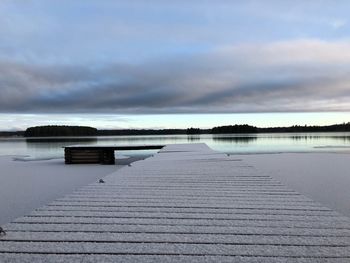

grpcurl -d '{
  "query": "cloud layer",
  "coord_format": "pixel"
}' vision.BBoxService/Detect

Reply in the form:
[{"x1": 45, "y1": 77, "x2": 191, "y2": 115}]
[{"x1": 1, "y1": 40, "x2": 350, "y2": 114}]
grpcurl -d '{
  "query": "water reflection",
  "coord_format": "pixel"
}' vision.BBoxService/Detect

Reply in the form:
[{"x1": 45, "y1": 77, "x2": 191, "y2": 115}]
[
  {"x1": 325, "y1": 136, "x2": 350, "y2": 142},
  {"x1": 212, "y1": 135, "x2": 257, "y2": 143},
  {"x1": 26, "y1": 137, "x2": 98, "y2": 143},
  {"x1": 258, "y1": 133, "x2": 350, "y2": 141},
  {"x1": 26, "y1": 137, "x2": 98, "y2": 151},
  {"x1": 1, "y1": 132, "x2": 350, "y2": 158},
  {"x1": 24, "y1": 137, "x2": 98, "y2": 159},
  {"x1": 187, "y1": 135, "x2": 200, "y2": 142},
  {"x1": 289, "y1": 135, "x2": 350, "y2": 141},
  {"x1": 97, "y1": 135, "x2": 189, "y2": 143}
]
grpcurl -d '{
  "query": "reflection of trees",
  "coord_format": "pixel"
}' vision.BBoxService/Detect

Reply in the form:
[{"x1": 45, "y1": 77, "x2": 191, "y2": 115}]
[
  {"x1": 290, "y1": 135, "x2": 313, "y2": 141},
  {"x1": 22, "y1": 133, "x2": 350, "y2": 155},
  {"x1": 331, "y1": 136, "x2": 350, "y2": 142},
  {"x1": 289, "y1": 135, "x2": 350, "y2": 142},
  {"x1": 98, "y1": 135, "x2": 186, "y2": 142},
  {"x1": 26, "y1": 137, "x2": 98, "y2": 143},
  {"x1": 212, "y1": 135, "x2": 257, "y2": 144},
  {"x1": 25, "y1": 137, "x2": 98, "y2": 150},
  {"x1": 187, "y1": 135, "x2": 200, "y2": 142}
]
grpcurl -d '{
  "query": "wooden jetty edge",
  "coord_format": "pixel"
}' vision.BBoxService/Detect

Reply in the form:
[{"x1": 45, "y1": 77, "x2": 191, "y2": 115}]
[{"x1": 1, "y1": 143, "x2": 350, "y2": 262}]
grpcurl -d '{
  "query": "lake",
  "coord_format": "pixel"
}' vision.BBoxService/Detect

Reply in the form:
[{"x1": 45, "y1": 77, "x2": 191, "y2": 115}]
[
  {"x1": 1, "y1": 132, "x2": 350, "y2": 159},
  {"x1": 1, "y1": 132, "x2": 350, "y2": 218}
]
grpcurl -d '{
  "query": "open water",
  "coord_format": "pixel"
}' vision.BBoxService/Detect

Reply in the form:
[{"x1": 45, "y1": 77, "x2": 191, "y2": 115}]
[{"x1": 1, "y1": 132, "x2": 350, "y2": 159}]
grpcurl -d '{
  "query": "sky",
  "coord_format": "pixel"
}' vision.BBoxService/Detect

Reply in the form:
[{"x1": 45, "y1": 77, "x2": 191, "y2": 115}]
[{"x1": 1, "y1": 0, "x2": 350, "y2": 130}]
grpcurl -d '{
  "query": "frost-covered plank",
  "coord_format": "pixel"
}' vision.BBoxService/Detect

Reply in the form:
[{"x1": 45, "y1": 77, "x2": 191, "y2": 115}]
[
  {"x1": 49, "y1": 200, "x2": 326, "y2": 209},
  {"x1": 52, "y1": 199, "x2": 323, "y2": 207},
  {"x1": 5, "y1": 224, "x2": 350, "y2": 236},
  {"x1": 46, "y1": 203, "x2": 324, "y2": 211},
  {"x1": 56, "y1": 196, "x2": 314, "y2": 202},
  {"x1": 0, "y1": 241, "x2": 349, "y2": 257},
  {"x1": 70, "y1": 190, "x2": 298, "y2": 195},
  {"x1": 26, "y1": 211, "x2": 347, "y2": 222},
  {"x1": 1, "y1": 254, "x2": 349, "y2": 263},
  {"x1": 10, "y1": 218, "x2": 350, "y2": 230},
  {"x1": 38, "y1": 203, "x2": 335, "y2": 211},
  {"x1": 38, "y1": 205, "x2": 334, "y2": 214},
  {"x1": 30, "y1": 208, "x2": 338, "y2": 217},
  {"x1": 3, "y1": 231, "x2": 350, "y2": 246}
]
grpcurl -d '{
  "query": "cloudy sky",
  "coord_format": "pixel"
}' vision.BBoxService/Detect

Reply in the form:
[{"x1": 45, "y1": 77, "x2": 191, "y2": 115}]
[{"x1": 1, "y1": 0, "x2": 350, "y2": 130}]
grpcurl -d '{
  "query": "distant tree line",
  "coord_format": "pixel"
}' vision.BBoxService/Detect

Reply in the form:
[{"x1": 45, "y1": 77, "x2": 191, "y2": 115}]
[
  {"x1": 0, "y1": 131, "x2": 24, "y2": 137},
  {"x1": 99, "y1": 129, "x2": 191, "y2": 136},
  {"x1": 186, "y1": 128, "x2": 201, "y2": 134},
  {"x1": 1, "y1": 123, "x2": 350, "y2": 137},
  {"x1": 24, "y1": 126, "x2": 98, "y2": 137},
  {"x1": 259, "y1": 123, "x2": 350, "y2": 133}
]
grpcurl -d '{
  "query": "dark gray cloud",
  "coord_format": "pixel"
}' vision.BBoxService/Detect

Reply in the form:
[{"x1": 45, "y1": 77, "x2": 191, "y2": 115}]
[{"x1": 1, "y1": 40, "x2": 350, "y2": 114}]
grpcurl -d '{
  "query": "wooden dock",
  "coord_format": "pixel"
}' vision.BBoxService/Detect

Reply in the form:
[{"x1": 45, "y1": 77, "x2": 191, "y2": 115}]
[
  {"x1": 64, "y1": 145, "x2": 164, "y2": 164},
  {"x1": 1, "y1": 143, "x2": 350, "y2": 262}
]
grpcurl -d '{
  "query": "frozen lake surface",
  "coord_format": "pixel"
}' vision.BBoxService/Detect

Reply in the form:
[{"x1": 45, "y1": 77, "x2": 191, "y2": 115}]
[
  {"x1": 238, "y1": 152, "x2": 350, "y2": 217},
  {"x1": 0, "y1": 133, "x2": 350, "y2": 223},
  {"x1": 0, "y1": 156, "x2": 143, "y2": 225}
]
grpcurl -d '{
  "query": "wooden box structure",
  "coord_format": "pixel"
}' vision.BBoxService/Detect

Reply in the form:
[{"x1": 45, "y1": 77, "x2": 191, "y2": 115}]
[{"x1": 64, "y1": 145, "x2": 164, "y2": 165}]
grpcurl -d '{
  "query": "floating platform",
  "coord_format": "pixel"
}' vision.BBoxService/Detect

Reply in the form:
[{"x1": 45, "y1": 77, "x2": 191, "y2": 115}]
[
  {"x1": 1, "y1": 143, "x2": 350, "y2": 262},
  {"x1": 64, "y1": 145, "x2": 165, "y2": 165}
]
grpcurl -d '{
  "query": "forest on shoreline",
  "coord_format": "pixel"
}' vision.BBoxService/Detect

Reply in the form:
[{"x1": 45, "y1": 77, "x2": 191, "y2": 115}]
[{"x1": 1, "y1": 123, "x2": 350, "y2": 137}]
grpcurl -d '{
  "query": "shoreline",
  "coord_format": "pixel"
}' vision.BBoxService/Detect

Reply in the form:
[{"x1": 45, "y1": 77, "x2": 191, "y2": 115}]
[{"x1": 2, "y1": 128, "x2": 350, "y2": 138}]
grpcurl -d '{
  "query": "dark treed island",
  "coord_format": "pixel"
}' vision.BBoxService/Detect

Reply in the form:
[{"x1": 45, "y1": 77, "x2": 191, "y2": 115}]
[
  {"x1": 97, "y1": 128, "x2": 209, "y2": 136},
  {"x1": 1, "y1": 123, "x2": 350, "y2": 137},
  {"x1": 24, "y1": 126, "x2": 98, "y2": 137}
]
